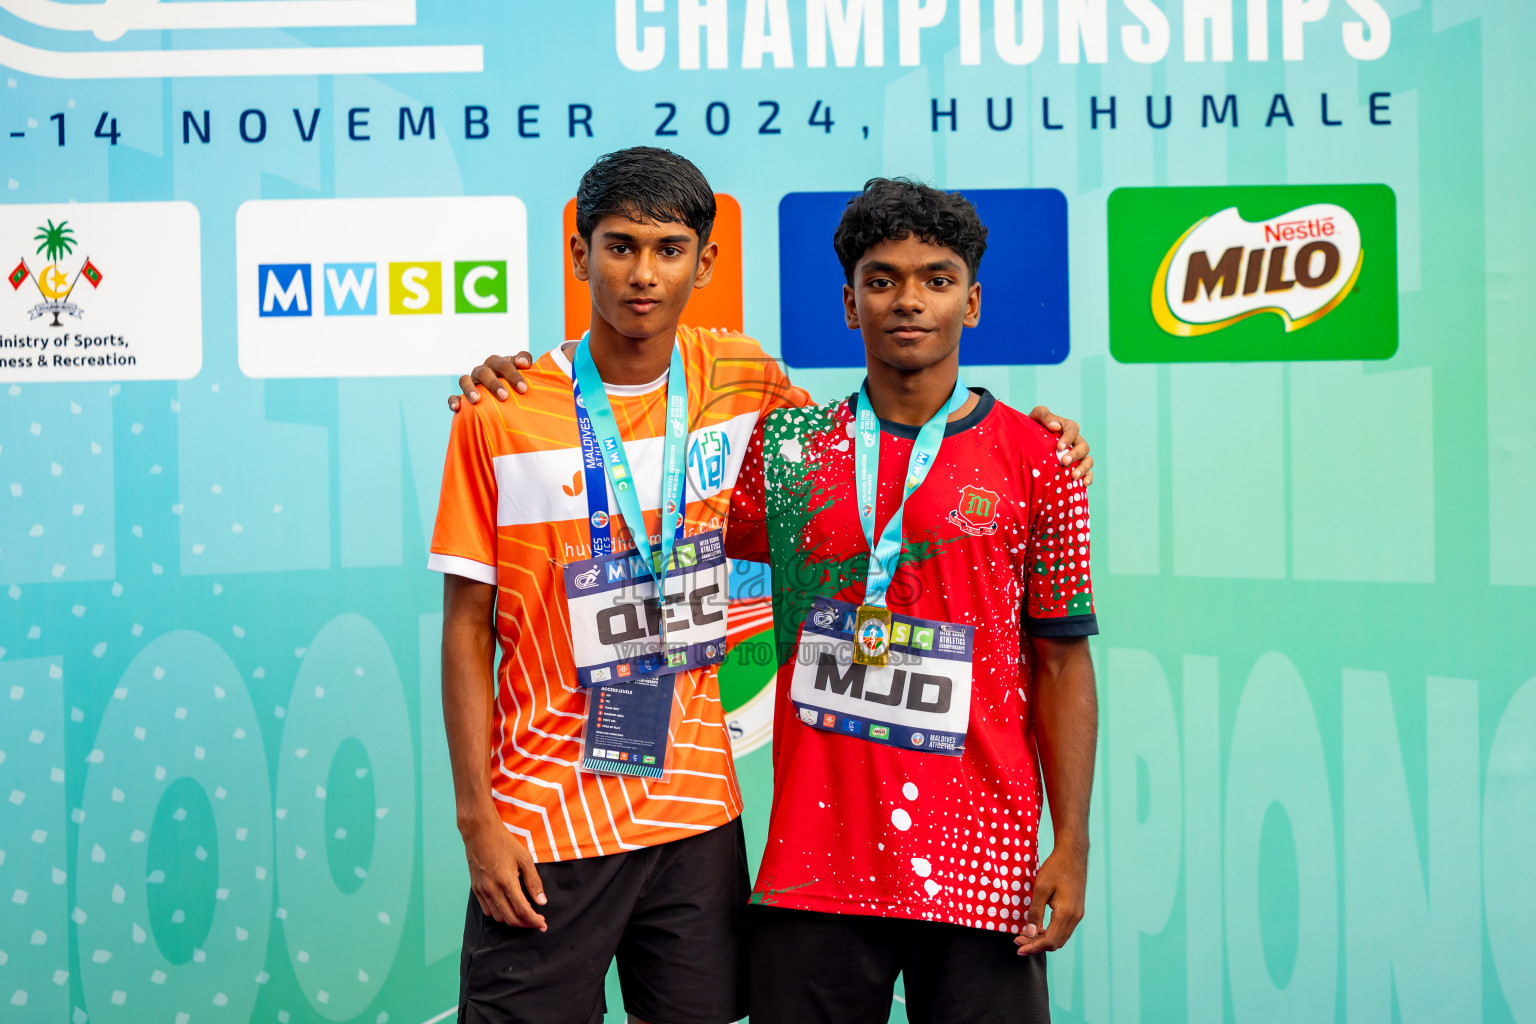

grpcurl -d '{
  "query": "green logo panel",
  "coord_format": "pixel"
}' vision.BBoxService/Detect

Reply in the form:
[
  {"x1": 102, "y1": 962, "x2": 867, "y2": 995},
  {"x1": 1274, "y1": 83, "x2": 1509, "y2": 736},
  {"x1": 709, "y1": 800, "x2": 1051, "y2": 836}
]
[
  {"x1": 454, "y1": 259, "x2": 508, "y2": 314},
  {"x1": 1109, "y1": 184, "x2": 1398, "y2": 362}
]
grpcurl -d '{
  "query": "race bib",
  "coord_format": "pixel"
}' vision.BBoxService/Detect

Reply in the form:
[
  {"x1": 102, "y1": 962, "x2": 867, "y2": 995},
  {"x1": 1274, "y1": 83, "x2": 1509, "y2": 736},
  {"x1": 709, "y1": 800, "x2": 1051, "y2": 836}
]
[
  {"x1": 789, "y1": 596, "x2": 975, "y2": 756},
  {"x1": 563, "y1": 528, "x2": 729, "y2": 688}
]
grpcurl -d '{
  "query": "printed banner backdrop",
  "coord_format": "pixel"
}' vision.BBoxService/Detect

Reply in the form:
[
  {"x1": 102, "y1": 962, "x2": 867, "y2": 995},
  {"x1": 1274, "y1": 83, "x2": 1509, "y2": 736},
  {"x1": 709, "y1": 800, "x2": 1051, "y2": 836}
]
[{"x1": 2, "y1": 2, "x2": 1534, "y2": 1023}]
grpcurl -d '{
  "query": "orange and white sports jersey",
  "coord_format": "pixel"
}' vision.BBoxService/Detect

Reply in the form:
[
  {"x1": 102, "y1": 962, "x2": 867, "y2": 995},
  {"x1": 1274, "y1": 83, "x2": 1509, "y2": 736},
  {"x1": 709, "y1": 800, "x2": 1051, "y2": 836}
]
[{"x1": 429, "y1": 325, "x2": 809, "y2": 862}]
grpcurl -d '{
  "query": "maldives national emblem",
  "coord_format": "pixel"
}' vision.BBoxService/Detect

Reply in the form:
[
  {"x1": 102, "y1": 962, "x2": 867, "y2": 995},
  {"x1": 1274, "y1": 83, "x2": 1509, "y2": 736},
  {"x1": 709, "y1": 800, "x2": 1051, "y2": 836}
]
[
  {"x1": 949, "y1": 483, "x2": 1000, "y2": 536},
  {"x1": 10, "y1": 219, "x2": 105, "y2": 327}
]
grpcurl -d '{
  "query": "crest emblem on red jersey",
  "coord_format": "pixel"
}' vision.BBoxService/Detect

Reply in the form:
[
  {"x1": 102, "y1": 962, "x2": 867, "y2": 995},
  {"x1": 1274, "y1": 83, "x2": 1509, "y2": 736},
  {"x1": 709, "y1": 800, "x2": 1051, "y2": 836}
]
[{"x1": 948, "y1": 483, "x2": 1000, "y2": 536}]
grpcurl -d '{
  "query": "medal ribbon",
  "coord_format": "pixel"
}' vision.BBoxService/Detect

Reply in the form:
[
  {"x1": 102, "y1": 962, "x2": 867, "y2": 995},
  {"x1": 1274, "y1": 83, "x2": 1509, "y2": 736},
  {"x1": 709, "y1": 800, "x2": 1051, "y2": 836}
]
[
  {"x1": 571, "y1": 334, "x2": 690, "y2": 591},
  {"x1": 854, "y1": 379, "x2": 969, "y2": 609}
]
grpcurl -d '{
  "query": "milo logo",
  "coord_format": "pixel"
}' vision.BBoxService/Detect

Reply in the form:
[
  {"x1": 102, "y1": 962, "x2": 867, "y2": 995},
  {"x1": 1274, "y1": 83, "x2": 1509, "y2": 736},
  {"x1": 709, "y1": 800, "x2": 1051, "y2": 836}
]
[
  {"x1": 1110, "y1": 185, "x2": 1397, "y2": 362},
  {"x1": 1156, "y1": 204, "x2": 1361, "y2": 335}
]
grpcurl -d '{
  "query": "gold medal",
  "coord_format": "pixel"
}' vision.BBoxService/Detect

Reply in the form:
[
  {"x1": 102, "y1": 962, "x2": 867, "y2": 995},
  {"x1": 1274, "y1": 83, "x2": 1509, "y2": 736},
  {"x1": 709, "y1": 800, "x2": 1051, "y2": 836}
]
[{"x1": 852, "y1": 604, "x2": 893, "y2": 667}]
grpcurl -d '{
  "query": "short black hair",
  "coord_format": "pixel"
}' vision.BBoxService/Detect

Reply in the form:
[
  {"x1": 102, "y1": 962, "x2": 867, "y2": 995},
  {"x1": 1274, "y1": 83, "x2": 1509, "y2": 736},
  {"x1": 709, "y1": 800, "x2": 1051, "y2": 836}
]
[
  {"x1": 833, "y1": 178, "x2": 988, "y2": 284},
  {"x1": 575, "y1": 147, "x2": 716, "y2": 244}
]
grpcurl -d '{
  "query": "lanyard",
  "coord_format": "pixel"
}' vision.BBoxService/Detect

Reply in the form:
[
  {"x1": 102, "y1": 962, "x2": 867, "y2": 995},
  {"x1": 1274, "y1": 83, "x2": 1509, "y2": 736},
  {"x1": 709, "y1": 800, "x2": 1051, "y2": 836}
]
[
  {"x1": 573, "y1": 374, "x2": 616, "y2": 559},
  {"x1": 571, "y1": 334, "x2": 690, "y2": 590},
  {"x1": 854, "y1": 379, "x2": 969, "y2": 609}
]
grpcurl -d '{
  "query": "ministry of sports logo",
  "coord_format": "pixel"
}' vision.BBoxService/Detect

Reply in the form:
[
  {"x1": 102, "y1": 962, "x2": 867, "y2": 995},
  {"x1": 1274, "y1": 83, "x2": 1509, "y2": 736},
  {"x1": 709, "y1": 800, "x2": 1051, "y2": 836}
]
[
  {"x1": 0, "y1": 201, "x2": 202, "y2": 383},
  {"x1": 9, "y1": 220, "x2": 105, "y2": 327}
]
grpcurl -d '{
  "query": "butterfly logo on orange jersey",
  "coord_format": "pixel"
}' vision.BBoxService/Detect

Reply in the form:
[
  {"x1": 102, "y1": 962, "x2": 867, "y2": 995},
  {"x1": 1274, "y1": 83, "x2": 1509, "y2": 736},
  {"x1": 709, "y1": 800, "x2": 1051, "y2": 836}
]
[{"x1": 562, "y1": 471, "x2": 584, "y2": 497}]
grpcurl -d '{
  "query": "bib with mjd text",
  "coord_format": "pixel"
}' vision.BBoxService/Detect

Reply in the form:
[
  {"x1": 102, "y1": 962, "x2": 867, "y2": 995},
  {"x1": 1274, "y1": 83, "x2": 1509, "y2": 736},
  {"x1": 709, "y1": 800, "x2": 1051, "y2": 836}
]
[{"x1": 789, "y1": 595, "x2": 974, "y2": 756}]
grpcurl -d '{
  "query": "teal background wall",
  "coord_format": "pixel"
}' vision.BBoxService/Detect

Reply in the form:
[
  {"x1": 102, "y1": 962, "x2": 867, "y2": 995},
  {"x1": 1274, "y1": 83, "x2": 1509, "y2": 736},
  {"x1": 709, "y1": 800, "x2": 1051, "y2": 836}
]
[{"x1": 2, "y1": 2, "x2": 1534, "y2": 1022}]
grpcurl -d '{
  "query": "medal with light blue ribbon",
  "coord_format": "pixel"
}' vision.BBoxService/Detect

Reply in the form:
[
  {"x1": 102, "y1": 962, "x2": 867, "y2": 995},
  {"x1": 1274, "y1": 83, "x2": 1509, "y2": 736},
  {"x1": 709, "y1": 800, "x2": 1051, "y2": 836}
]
[
  {"x1": 852, "y1": 379, "x2": 970, "y2": 667},
  {"x1": 571, "y1": 333, "x2": 690, "y2": 644}
]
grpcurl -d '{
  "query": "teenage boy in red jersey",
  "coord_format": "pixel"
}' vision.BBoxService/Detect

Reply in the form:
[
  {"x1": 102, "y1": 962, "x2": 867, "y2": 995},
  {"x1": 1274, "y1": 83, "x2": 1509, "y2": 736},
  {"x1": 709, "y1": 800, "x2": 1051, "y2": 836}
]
[{"x1": 725, "y1": 178, "x2": 1099, "y2": 1023}]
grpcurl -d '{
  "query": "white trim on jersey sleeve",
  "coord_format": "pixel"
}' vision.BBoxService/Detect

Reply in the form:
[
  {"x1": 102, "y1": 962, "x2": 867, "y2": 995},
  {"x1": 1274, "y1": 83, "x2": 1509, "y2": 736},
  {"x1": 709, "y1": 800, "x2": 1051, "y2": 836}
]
[{"x1": 427, "y1": 552, "x2": 498, "y2": 585}]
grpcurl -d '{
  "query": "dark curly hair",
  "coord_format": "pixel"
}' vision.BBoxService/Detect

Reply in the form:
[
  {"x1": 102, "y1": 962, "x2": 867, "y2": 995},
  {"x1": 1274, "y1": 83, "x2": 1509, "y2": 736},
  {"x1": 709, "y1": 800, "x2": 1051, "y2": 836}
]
[
  {"x1": 575, "y1": 147, "x2": 716, "y2": 244},
  {"x1": 832, "y1": 178, "x2": 988, "y2": 284}
]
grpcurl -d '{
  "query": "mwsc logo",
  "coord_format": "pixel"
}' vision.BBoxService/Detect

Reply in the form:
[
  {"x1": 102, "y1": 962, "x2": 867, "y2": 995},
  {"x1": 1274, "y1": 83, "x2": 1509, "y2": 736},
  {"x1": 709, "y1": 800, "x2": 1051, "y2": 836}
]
[
  {"x1": 257, "y1": 260, "x2": 508, "y2": 318},
  {"x1": 1108, "y1": 185, "x2": 1397, "y2": 362},
  {"x1": 237, "y1": 197, "x2": 528, "y2": 379}
]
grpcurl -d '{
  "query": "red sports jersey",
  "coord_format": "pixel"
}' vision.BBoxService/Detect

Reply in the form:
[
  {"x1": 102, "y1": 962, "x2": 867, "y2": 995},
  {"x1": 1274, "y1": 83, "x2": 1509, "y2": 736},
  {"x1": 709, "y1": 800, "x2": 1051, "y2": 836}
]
[{"x1": 726, "y1": 388, "x2": 1096, "y2": 932}]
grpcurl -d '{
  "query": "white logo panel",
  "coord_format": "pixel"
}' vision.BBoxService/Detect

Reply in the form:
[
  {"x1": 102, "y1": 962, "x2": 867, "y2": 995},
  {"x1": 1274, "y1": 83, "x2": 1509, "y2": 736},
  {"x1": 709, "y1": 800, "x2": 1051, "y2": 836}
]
[
  {"x1": 0, "y1": 201, "x2": 202, "y2": 382},
  {"x1": 236, "y1": 196, "x2": 528, "y2": 379}
]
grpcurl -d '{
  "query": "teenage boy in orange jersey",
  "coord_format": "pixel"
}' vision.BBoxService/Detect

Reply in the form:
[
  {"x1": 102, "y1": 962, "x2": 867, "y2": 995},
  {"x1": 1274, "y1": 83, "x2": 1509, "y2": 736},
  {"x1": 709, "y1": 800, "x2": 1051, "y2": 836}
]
[
  {"x1": 433, "y1": 148, "x2": 1092, "y2": 1024},
  {"x1": 434, "y1": 147, "x2": 795, "y2": 1024}
]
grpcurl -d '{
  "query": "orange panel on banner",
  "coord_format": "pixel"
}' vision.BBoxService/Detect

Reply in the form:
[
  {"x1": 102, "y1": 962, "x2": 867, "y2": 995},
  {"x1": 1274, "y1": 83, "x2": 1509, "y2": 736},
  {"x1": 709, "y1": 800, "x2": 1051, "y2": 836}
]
[{"x1": 562, "y1": 194, "x2": 743, "y2": 339}]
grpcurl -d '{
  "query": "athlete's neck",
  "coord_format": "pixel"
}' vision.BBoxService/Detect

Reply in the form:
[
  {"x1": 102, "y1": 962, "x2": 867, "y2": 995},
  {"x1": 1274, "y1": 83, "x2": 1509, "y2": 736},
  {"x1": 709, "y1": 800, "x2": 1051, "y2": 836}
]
[
  {"x1": 578, "y1": 312, "x2": 678, "y2": 385},
  {"x1": 864, "y1": 352, "x2": 976, "y2": 427}
]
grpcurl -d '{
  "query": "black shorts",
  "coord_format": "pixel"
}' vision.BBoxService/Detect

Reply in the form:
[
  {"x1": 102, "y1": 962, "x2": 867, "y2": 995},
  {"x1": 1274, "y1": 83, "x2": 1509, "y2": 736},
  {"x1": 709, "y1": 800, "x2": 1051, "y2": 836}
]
[
  {"x1": 748, "y1": 903, "x2": 1050, "y2": 1024},
  {"x1": 458, "y1": 818, "x2": 749, "y2": 1024}
]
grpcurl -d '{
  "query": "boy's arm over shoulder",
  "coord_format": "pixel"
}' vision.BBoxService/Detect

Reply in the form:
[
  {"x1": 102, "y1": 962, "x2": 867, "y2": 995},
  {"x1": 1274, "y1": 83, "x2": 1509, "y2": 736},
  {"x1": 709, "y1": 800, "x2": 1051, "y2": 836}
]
[
  {"x1": 1017, "y1": 414, "x2": 1097, "y2": 638},
  {"x1": 429, "y1": 391, "x2": 501, "y2": 584}
]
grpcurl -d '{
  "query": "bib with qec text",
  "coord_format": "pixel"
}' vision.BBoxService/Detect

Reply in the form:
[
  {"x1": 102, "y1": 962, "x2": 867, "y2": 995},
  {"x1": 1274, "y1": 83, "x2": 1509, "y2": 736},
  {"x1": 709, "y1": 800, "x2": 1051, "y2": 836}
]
[{"x1": 563, "y1": 528, "x2": 729, "y2": 689}]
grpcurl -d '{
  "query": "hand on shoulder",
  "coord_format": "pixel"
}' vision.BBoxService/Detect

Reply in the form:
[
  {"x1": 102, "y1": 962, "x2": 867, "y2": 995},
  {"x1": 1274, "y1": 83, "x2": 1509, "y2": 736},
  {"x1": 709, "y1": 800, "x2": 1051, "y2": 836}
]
[{"x1": 448, "y1": 351, "x2": 535, "y2": 412}]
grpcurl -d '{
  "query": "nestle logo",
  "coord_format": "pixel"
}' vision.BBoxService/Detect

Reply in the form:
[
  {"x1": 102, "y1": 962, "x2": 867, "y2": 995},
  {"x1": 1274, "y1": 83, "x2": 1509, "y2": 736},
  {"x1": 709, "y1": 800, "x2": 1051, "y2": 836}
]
[{"x1": 1263, "y1": 217, "x2": 1335, "y2": 244}]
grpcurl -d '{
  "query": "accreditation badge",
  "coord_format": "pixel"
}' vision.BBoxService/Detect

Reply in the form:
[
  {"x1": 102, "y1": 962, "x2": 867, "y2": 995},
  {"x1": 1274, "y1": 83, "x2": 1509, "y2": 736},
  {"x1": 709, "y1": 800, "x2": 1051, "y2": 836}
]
[
  {"x1": 562, "y1": 528, "x2": 729, "y2": 688},
  {"x1": 789, "y1": 596, "x2": 975, "y2": 756},
  {"x1": 581, "y1": 673, "x2": 676, "y2": 779}
]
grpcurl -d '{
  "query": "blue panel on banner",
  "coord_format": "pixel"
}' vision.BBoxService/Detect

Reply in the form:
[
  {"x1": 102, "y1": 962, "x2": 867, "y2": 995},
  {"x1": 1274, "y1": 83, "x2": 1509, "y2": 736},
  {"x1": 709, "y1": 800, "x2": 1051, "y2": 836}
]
[
  {"x1": 778, "y1": 189, "x2": 1070, "y2": 368},
  {"x1": 258, "y1": 263, "x2": 312, "y2": 317},
  {"x1": 323, "y1": 262, "x2": 379, "y2": 316}
]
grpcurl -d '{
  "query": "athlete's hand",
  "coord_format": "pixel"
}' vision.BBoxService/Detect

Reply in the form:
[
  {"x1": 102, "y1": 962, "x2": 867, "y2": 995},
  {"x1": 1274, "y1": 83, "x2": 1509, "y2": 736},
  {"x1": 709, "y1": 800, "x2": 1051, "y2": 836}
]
[
  {"x1": 1028, "y1": 406, "x2": 1094, "y2": 486},
  {"x1": 448, "y1": 352, "x2": 535, "y2": 411},
  {"x1": 1013, "y1": 847, "x2": 1087, "y2": 956},
  {"x1": 463, "y1": 815, "x2": 548, "y2": 931}
]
